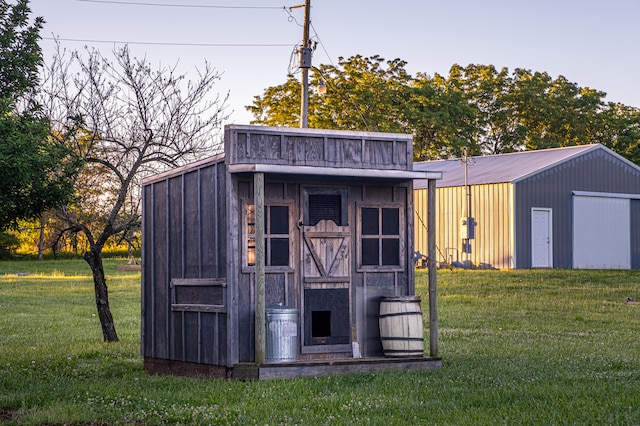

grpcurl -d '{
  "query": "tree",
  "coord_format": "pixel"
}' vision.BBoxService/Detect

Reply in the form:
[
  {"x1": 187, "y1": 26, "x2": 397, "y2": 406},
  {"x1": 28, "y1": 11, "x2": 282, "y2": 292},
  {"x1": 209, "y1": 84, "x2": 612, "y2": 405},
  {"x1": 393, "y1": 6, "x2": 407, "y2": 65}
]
[
  {"x1": 248, "y1": 55, "x2": 413, "y2": 132},
  {"x1": 597, "y1": 102, "x2": 640, "y2": 164},
  {"x1": 408, "y1": 73, "x2": 476, "y2": 160},
  {"x1": 0, "y1": 0, "x2": 79, "y2": 231},
  {"x1": 248, "y1": 55, "x2": 640, "y2": 164},
  {"x1": 41, "y1": 45, "x2": 229, "y2": 342},
  {"x1": 248, "y1": 55, "x2": 474, "y2": 160}
]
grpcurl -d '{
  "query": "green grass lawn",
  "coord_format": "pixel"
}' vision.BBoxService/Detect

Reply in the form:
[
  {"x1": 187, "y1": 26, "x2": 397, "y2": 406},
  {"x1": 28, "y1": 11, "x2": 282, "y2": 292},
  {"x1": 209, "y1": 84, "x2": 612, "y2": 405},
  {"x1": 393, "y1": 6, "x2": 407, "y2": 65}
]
[{"x1": 1, "y1": 260, "x2": 639, "y2": 425}]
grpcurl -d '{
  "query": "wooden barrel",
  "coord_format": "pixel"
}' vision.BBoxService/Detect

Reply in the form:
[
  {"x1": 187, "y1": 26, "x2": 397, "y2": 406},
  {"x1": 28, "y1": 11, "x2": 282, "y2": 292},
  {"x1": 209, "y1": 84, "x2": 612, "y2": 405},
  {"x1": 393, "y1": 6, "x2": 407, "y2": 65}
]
[{"x1": 379, "y1": 296, "x2": 424, "y2": 357}]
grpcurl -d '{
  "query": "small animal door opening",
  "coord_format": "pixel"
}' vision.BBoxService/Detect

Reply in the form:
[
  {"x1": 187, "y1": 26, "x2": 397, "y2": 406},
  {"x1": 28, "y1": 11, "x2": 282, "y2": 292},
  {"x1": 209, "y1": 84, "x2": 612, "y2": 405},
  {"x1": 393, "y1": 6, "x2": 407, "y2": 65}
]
[
  {"x1": 304, "y1": 289, "x2": 350, "y2": 346},
  {"x1": 311, "y1": 311, "x2": 331, "y2": 338}
]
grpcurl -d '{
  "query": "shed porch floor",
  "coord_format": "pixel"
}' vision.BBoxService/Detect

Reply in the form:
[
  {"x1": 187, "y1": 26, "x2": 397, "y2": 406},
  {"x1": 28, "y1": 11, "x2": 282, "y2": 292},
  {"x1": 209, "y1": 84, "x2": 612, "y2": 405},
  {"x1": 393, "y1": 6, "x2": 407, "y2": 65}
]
[
  {"x1": 232, "y1": 356, "x2": 442, "y2": 380},
  {"x1": 144, "y1": 356, "x2": 442, "y2": 380}
]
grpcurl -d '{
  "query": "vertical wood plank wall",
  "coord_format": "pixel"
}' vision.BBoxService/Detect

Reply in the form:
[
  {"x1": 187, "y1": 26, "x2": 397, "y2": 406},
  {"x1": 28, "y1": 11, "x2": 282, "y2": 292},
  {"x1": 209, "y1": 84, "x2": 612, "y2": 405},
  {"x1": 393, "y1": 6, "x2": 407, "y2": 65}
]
[{"x1": 142, "y1": 157, "x2": 228, "y2": 366}]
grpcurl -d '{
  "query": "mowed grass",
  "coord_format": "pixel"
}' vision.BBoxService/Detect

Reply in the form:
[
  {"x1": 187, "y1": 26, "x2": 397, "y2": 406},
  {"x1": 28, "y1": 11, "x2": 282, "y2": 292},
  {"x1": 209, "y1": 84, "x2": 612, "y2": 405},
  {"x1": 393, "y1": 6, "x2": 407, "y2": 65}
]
[{"x1": 1, "y1": 261, "x2": 639, "y2": 425}]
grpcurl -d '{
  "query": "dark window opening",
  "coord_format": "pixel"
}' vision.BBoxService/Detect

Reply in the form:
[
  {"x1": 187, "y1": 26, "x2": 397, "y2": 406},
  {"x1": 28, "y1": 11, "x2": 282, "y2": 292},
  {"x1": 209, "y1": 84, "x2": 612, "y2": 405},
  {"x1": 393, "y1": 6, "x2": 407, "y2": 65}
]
[
  {"x1": 360, "y1": 206, "x2": 401, "y2": 267},
  {"x1": 311, "y1": 311, "x2": 331, "y2": 338},
  {"x1": 382, "y1": 239, "x2": 400, "y2": 265},
  {"x1": 362, "y1": 239, "x2": 379, "y2": 265},
  {"x1": 382, "y1": 208, "x2": 400, "y2": 235},
  {"x1": 270, "y1": 205, "x2": 289, "y2": 234},
  {"x1": 270, "y1": 238, "x2": 290, "y2": 266},
  {"x1": 361, "y1": 208, "x2": 379, "y2": 235}
]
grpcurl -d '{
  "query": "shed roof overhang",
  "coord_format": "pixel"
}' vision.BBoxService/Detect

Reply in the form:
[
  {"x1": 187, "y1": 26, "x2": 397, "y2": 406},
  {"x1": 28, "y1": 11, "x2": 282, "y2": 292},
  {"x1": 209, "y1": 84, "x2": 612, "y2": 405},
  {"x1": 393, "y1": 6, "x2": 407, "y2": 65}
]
[{"x1": 227, "y1": 163, "x2": 442, "y2": 181}]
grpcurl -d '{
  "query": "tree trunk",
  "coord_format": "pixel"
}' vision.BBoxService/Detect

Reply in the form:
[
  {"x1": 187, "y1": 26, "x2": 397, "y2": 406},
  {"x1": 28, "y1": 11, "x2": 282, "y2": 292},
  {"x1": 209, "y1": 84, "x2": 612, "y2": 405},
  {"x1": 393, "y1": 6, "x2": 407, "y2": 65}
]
[
  {"x1": 84, "y1": 248, "x2": 119, "y2": 342},
  {"x1": 37, "y1": 214, "x2": 45, "y2": 261}
]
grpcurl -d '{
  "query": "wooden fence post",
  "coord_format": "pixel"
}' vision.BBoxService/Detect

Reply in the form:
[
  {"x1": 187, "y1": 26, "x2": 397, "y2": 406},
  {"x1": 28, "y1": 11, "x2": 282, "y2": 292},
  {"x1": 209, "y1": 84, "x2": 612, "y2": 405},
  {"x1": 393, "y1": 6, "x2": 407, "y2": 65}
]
[{"x1": 254, "y1": 172, "x2": 265, "y2": 364}]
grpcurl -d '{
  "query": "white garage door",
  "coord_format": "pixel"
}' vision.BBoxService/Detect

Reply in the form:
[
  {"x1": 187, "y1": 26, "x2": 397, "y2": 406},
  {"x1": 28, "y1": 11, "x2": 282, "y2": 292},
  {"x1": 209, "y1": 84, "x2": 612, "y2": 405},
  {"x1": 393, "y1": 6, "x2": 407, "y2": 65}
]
[{"x1": 573, "y1": 194, "x2": 630, "y2": 269}]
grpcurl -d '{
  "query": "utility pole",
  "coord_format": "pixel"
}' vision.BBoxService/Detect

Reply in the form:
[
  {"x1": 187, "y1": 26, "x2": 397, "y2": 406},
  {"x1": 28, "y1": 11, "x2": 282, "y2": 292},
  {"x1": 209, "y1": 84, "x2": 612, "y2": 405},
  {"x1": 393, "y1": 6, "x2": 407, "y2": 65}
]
[{"x1": 299, "y1": 0, "x2": 311, "y2": 128}]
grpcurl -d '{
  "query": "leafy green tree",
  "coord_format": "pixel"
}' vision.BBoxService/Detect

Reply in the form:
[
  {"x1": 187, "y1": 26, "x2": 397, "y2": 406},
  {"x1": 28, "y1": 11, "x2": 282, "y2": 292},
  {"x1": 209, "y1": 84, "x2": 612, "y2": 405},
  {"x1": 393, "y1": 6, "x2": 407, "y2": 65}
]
[
  {"x1": 444, "y1": 64, "x2": 527, "y2": 154},
  {"x1": 248, "y1": 56, "x2": 640, "y2": 164},
  {"x1": 0, "y1": 0, "x2": 79, "y2": 232},
  {"x1": 248, "y1": 55, "x2": 474, "y2": 160},
  {"x1": 409, "y1": 73, "x2": 476, "y2": 160},
  {"x1": 598, "y1": 103, "x2": 640, "y2": 164},
  {"x1": 311, "y1": 55, "x2": 413, "y2": 133},
  {"x1": 247, "y1": 75, "x2": 301, "y2": 127}
]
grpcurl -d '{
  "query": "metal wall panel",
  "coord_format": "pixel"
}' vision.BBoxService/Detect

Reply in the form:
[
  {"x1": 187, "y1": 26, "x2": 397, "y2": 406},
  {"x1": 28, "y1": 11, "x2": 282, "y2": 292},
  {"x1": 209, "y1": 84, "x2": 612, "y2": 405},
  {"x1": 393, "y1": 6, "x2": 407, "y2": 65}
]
[{"x1": 415, "y1": 182, "x2": 514, "y2": 269}]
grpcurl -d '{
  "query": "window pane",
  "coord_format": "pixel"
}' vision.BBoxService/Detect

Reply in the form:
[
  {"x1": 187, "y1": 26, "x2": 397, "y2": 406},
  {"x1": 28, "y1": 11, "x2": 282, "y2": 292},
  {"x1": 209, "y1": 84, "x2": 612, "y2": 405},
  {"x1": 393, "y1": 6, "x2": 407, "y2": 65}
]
[
  {"x1": 246, "y1": 204, "x2": 255, "y2": 235},
  {"x1": 362, "y1": 238, "x2": 379, "y2": 265},
  {"x1": 247, "y1": 237, "x2": 256, "y2": 266},
  {"x1": 309, "y1": 194, "x2": 342, "y2": 226},
  {"x1": 270, "y1": 205, "x2": 289, "y2": 234},
  {"x1": 362, "y1": 208, "x2": 379, "y2": 235},
  {"x1": 382, "y1": 208, "x2": 399, "y2": 235},
  {"x1": 270, "y1": 238, "x2": 290, "y2": 266},
  {"x1": 382, "y1": 239, "x2": 400, "y2": 265}
]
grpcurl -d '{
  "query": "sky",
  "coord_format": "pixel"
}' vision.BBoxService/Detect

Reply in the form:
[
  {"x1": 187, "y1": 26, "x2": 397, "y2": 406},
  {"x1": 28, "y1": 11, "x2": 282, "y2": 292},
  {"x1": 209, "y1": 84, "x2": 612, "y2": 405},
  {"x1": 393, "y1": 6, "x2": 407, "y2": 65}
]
[{"x1": 29, "y1": 0, "x2": 640, "y2": 126}]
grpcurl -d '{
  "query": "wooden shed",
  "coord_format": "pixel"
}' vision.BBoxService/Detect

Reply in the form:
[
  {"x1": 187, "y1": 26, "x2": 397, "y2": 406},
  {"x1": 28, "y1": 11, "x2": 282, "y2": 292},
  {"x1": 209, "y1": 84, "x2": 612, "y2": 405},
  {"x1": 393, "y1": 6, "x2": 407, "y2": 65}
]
[
  {"x1": 141, "y1": 125, "x2": 442, "y2": 379},
  {"x1": 414, "y1": 144, "x2": 640, "y2": 270}
]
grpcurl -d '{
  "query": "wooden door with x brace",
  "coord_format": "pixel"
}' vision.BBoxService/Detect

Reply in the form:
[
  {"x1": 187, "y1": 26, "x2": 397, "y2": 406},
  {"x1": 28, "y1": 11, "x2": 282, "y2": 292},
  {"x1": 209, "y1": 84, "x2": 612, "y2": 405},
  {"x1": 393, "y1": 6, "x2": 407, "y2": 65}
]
[{"x1": 300, "y1": 188, "x2": 352, "y2": 351}]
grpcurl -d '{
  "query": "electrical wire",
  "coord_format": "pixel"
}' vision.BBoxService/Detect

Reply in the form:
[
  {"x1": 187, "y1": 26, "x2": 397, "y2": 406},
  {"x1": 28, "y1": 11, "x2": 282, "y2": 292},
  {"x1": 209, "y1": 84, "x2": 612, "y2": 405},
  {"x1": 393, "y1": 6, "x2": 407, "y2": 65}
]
[
  {"x1": 42, "y1": 36, "x2": 292, "y2": 47},
  {"x1": 75, "y1": 0, "x2": 284, "y2": 9},
  {"x1": 310, "y1": 22, "x2": 335, "y2": 67}
]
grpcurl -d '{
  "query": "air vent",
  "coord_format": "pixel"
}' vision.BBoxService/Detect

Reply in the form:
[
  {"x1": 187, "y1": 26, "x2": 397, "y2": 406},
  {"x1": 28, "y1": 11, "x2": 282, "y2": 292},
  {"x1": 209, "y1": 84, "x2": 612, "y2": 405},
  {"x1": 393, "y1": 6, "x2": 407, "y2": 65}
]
[{"x1": 308, "y1": 194, "x2": 343, "y2": 226}]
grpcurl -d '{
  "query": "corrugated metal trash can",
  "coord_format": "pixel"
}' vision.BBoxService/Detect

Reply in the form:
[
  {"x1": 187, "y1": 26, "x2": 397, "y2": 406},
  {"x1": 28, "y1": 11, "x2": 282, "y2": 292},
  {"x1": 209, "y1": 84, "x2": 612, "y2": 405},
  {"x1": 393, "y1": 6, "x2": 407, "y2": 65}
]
[{"x1": 265, "y1": 304, "x2": 298, "y2": 363}]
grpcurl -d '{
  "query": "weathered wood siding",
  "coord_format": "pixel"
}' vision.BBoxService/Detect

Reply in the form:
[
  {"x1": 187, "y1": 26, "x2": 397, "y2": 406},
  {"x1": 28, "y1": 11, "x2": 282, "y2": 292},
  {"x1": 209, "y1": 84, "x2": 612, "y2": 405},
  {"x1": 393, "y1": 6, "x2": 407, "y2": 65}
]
[
  {"x1": 229, "y1": 176, "x2": 415, "y2": 362},
  {"x1": 142, "y1": 155, "x2": 228, "y2": 366},
  {"x1": 225, "y1": 125, "x2": 413, "y2": 171}
]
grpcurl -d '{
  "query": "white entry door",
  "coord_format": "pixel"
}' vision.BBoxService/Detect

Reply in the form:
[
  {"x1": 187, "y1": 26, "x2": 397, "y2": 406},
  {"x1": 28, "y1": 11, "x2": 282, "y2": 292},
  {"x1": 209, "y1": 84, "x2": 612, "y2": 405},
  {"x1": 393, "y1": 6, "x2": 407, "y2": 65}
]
[{"x1": 531, "y1": 208, "x2": 552, "y2": 268}]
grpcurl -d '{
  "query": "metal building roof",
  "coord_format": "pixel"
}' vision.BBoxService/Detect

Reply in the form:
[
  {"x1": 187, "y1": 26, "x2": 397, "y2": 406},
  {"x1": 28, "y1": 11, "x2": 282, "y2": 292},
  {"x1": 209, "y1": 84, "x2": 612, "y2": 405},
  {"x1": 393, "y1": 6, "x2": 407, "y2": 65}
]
[{"x1": 413, "y1": 144, "x2": 623, "y2": 188}]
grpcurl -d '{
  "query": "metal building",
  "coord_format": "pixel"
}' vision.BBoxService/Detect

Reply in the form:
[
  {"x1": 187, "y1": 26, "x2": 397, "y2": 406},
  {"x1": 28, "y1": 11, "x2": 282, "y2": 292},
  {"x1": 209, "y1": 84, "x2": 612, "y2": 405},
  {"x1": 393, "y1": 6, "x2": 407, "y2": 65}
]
[{"x1": 414, "y1": 144, "x2": 640, "y2": 270}]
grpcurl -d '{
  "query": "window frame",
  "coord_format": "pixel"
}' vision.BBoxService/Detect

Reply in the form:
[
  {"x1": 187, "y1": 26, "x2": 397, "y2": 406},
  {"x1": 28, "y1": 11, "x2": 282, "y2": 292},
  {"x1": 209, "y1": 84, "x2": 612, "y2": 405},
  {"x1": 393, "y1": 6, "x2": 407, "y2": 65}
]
[
  {"x1": 242, "y1": 199, "x2": 295, "y2": 273},
  {"x1": 356, "y1": 202, "x2": 405, "y2": 272}
]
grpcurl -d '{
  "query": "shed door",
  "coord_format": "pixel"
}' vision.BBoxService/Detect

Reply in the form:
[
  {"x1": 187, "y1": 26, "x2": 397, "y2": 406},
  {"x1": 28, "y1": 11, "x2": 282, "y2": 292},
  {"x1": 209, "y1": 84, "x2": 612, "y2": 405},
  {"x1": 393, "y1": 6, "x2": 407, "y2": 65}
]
[
  {"x1": 301, "y1": 188, "x2": 352, "y2": 350},
  {"x1": 573, "y1": 195, "x2": 630, "y2": 269},
  {"x1": 531, "y1": 208, "x2": 552, "y2": 268}
]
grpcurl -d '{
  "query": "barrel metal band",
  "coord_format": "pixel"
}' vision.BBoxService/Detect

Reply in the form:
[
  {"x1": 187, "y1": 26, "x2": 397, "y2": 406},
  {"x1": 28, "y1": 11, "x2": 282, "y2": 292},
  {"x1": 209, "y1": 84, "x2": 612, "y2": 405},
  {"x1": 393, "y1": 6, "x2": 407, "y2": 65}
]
[
  {"x1": 380, "y1": 337, "x2": 424, "y2": 341},
  {"x1": 379, "y1": 312, "x2": 423, "y2": 318}
]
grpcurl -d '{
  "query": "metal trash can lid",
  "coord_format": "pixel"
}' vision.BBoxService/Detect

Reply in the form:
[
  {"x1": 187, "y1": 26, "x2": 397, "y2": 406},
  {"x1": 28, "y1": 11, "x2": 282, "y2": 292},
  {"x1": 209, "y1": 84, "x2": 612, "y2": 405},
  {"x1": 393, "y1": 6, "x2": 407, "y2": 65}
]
[{"x1": 266, "y1": 303, "x2": 298, "y2": 314}]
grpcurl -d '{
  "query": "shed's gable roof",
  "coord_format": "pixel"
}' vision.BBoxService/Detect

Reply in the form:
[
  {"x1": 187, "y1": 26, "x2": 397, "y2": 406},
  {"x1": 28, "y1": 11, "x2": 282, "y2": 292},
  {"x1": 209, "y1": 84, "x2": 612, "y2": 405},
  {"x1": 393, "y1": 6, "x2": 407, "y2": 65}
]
[{"x1": 414, "y1": 144, "x2": 639, "y2": 188}]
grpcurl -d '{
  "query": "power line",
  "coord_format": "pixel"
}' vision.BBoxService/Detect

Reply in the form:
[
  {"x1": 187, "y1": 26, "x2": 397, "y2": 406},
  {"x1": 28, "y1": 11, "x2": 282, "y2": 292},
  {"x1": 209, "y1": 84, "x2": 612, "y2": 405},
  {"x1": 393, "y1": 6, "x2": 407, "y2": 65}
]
[
  {"x1": 76, "y1": 0, "x2": 284, "y2": 9},
  {"x1": 43, "y1": 36, "x2": 293, "y2": 48}
]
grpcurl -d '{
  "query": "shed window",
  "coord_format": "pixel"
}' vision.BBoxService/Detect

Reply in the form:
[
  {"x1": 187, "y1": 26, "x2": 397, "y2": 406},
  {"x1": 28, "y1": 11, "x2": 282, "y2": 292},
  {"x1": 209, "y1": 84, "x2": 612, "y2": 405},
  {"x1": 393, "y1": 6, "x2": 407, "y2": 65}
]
[
  {"x1": 246, "y1": 203, "x2": 291, "y2": 267},
  {"x1": 360, "y1": 206, "x2": 402, "y2": 267}
]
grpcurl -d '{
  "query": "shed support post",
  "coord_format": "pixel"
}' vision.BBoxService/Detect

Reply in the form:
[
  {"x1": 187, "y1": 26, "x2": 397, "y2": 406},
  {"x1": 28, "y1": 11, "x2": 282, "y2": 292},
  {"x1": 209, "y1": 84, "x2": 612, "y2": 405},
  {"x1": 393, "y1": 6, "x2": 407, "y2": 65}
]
[
  {"x1": 254, "y1": 172, "x2": 266, "y2": 364},
  {"x1": 427, "y1": 178, "x2": 439, "y2": 358}
]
